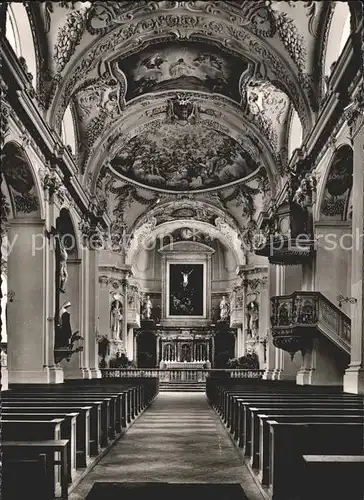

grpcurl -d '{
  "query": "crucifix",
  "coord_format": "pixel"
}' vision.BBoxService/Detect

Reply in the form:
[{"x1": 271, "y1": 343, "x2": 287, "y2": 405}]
[{"x1": 181, "y1": 269, "x2": 193, "y2": 288}]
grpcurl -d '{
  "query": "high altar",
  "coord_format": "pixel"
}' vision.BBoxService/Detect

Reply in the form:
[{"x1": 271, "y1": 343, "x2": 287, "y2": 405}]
[{"x1": 146, "y1": 241, "x2": 216, "y2": 368}]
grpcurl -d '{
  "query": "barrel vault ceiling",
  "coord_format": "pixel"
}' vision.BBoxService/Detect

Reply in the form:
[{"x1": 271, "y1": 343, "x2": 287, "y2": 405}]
[{"x1": 28, "y1": 1, "x2": 335, "y2": 252}]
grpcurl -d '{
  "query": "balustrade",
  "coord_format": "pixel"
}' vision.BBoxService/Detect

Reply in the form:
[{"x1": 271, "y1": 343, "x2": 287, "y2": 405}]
[{"x1": 100, "y1": 368, "x2": 264, "y2": 381}]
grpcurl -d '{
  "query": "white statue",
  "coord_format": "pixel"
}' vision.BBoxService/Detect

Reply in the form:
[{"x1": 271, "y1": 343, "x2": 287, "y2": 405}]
[
  {"x1": 181, "y1": 269, "x2": 193, "y2": 288},
  {"x1": 110, "y1": 299, "x2": 123, "y2": 339},
  {"x1": 220, "y1": 295, "x2": 229, "y2": 321},
  {"x1": 247, "y1": 300, "x2": 259, "y2": 336},
  {"x1": 144, "y1": 295, "x2": 153, "y2": 319}
]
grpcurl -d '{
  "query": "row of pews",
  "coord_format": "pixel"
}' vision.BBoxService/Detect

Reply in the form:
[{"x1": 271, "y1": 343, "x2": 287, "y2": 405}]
[
  {"x1": 1, "y1": 377, "x2": 159, "y2": 500},
  {"x1": 206, "y1": 378, "x2": 364, "y2": 500}
]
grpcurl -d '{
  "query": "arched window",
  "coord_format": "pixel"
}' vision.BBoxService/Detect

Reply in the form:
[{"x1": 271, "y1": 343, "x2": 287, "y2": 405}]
[
  {"x1": 5, "y1": 3, "x2": 37, "y2": 84},
  {"x1": 324, "y1": 3, "x2": 351, "y2": 80},
  {"x1": 61, "y1": 104, "x2": 77, "y2": 155},
  {"x1": 287, "y1": 109, "x2": 303, "y2": 161}
]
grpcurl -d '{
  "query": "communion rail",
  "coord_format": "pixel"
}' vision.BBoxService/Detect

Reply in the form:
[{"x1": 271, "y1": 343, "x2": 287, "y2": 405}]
[{"x1": 100, "y1": 368, "x2": 264, "y2": 381}]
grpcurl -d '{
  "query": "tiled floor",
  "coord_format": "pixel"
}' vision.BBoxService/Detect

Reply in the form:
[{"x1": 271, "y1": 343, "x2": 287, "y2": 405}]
[{"x1": 69, "y1": 393, "x2": 265, "y2": 500}]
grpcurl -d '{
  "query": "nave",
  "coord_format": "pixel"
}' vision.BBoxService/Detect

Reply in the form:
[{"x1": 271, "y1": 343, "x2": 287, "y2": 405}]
[{"x1": 69, "y1": 393, "x2": 264, "y2": 500}]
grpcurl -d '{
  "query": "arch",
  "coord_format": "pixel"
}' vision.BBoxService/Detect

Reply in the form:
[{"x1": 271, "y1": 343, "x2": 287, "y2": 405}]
[
  {"x1": 56, "y1": 207, "x2": 81, "y2": 260},
  {"x1": 49, "y1": 7, "x2": 313, "y2": 135},
  {"x1": 287, "y1": 108, "x2": 303, "y2": 161},
  {"x1": 61, "y1": 104, "x2": 77, "y2": 155},
  {"x1": 317, "y1": 144, "x2": 353, "y2": 222},
  {"x1": 127, "y1": 218, "x2": 244, "y2": 270},
  {"x1": 323, "y1": 3, "x2": 351, "y2": 80},
  {"x1": 5, "y1": 3, "x2": 37, "y2": 85},
  {"x1": 84, "y1": 93, "x2": 279, "y2": 192}
]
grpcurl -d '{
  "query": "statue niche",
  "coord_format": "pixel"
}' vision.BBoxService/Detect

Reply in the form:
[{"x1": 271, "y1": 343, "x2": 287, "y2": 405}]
[
  {"x1": 246, "y1": 299, "x2": 259, "y2": 337},
  {"x1": 110, "y1": 297, "x2": 123, "y2": 339}
]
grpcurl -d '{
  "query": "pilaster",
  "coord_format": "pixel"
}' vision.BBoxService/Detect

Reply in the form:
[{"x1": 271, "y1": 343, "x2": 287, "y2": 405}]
[{"x1": 344, "y1": 92, "x2": 364, "y2": 393}]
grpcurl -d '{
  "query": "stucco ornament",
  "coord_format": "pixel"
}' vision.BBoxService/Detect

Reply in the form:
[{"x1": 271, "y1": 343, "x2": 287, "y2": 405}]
[{"x1": 54, "y1": 3, "x2": 92, "y2": 73}]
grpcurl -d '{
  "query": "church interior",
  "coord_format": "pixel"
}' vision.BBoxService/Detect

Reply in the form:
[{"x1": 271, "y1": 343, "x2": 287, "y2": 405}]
[{"x1": 1, "y1": 1, "x2": 363, "y2": 499}]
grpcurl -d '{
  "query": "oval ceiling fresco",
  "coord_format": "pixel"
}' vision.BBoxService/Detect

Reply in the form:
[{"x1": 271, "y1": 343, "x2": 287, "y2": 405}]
[
  {"x1": 110, "y1": 124, "x2": 259, "y2": 192},
  {"x1": 117, "y1": 42, "x2": 248, "y2": 102}
]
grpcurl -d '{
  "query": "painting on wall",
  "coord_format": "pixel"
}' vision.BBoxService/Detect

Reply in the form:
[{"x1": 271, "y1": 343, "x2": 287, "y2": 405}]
[
  {"x1": 118, "y1": 42, "x2": 247, "y2": 102},
  {"x1": 320, "y1": 146, "x2": 353, "y2": 220},
  {"x1": 1, "y1": 143, "x2": 40, "y2": 217},
  {"x1": 111, "y1": 124, "x2": 258, "y2": 191},
  {"x1": 168, "y1": 264, "x2": 204, "y2": 316}
]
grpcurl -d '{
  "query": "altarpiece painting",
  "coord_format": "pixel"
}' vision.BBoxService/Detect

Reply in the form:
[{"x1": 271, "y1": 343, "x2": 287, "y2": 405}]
[{"x1": 168, "y1": 264, "x2": 204, "y2": 316}]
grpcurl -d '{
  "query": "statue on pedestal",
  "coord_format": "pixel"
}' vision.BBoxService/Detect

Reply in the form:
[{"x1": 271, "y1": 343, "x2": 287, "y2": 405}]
[
  {"x1": 219, "y1": 295, "x2": 230, "y2": 321},
  {"x1": 110, "y1": 299, "x2": 123, "y2": 339},
  {"x1": 247, "y1": 299, "x2": 259, "y2": 337},
  {"x1": 56, "y1": 301, "x2": 82, "y2": 349}
]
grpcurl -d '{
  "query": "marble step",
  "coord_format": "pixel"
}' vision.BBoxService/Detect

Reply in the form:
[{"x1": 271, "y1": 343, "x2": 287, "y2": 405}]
[{"x1": 159, "y1": 382, "x2": 206, "y2": 392}]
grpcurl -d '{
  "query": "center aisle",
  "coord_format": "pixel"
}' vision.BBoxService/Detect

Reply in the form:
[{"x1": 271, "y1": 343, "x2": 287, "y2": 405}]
[{"x1": 70, "y1": 392, "x2": 265, "y2": 500}]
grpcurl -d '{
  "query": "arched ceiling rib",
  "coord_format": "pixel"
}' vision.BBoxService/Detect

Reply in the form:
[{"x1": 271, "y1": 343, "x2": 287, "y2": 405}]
[
  {"x1": 19, "y1": 0, "x2": 340, "y2": 255},
  {"x1": 48, "y1": 3, "x2": 315, "y2": 133},
  {"x1": 83, "y1": 90, "x2": 281, "y2": 191}
]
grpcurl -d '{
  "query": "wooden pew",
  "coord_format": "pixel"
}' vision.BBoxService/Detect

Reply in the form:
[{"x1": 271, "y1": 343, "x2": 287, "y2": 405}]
[
  {"x1": 267, "y1": 421, "x2": 364, "y2": 500},
  {"x1": 257, "y1": 413, "x2": 364, "y2": 485},
  {"x1": 2, "y1": 402, "x2": 98, "y2": 456},
  {"x1": 229, "y1": 391, "x2": 360, "y2": 436},
  {"x1": 2, "y1": 396, "x2": 106, "y2": 451},
  {"x1": 5, "y1": 390, "x2": 119, "y2": 439},
  {"x1": 2, "y1": 420, "x2": 66, "y2": 498},
  {"x1": 2, "y1": 440, "x2": 69, "y2": 500},
  {"x1": 236, "y1": 398, "x2": 364, "y2": 451},
  {"x1": 239, "y1": 397, "x2": 364, "y2": 448},
  {"x1": 302, "y1": 455, "x2": 364, "y2": 500},
  {"x1": 249, "y1": 407, "x2": 364, "y2": 470},
  {"x1": 2, "y1": 412, "x2": 78, "y2": 481}
]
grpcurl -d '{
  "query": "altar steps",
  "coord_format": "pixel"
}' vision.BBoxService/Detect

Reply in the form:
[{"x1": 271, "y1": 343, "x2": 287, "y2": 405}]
[{"x1": 159, "y1": 382, "x2": 206, "y2": 392}]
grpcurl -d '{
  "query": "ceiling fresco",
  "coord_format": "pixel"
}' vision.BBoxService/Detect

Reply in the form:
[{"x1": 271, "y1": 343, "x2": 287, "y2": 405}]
[
  {"x1": 110, "y1": 123, "x2": 259, "y2": 192},
  {"x1": 118, "y1": 42, "x2": 248, "y2": 102}
]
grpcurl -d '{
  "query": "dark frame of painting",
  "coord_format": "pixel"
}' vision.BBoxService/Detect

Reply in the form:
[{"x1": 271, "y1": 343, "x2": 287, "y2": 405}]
[{"x1": 168, "y1": 263, "x2": 204, "y2": 317}]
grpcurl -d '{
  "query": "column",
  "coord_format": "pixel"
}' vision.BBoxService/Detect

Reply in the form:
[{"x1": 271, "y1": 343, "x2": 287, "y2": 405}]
[
  {"x1": 7, "y1": 219, "x2": 63, "y2": 383},
  {"x1": 127, "y1": 327, "x2": 134, "y2": 361},
  {"x1": 257, "y1": 274, "x2": 269, "y2": 368},
  {"x1": 79, "y1": 245, "x2": 101, "y2": 379},
  {"x1": 272, "y1": 265, "x2": 302, "y2": 380},
  {"x1": 1, "y1": 233, "x2": 9, "y2": 390},
  {"x1": 122, "y1": 279, "x2": 128, "y2": 352},
  {"x1": 156, "y1": 335, "x2": 160, "y2": 367},
  {"x1": 235, "y1": 326, "x2": 246, "y2": 358},
  {"x1": 61, "y1": 258, "x2": 82, "y2": 379},
  {"x1": 263, "y1": 265, "x2": 277, "y2": 379},
  {"x1": 98, "y1": 275, "x2": 111, "y2": 339},
  {"x1": 344, "y1": 97, "x2": 364, "y2": 394}
]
